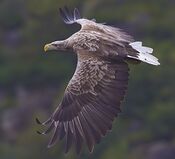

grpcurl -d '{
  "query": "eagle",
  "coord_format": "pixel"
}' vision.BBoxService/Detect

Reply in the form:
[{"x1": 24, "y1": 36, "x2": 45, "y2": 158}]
[{"x1": 37, "y1": 7, "x2": 160, "y2": 154}]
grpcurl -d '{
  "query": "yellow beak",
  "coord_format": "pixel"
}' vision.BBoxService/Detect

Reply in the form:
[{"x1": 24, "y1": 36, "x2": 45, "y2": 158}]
[{"x1": 44, "y1": 44, "x2": 50, "y2": 52}]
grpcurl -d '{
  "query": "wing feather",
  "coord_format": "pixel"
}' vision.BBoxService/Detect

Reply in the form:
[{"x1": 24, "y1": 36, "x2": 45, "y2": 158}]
[
  {"x1": 59, "y1": 7, "x2": 81, "y2": 24},
  {"x1": 37, "y1": 55, "x2": 129, "y2": 154},
  {"x1": 37, "y1": 7, "x2": 159, "y2": 154}
]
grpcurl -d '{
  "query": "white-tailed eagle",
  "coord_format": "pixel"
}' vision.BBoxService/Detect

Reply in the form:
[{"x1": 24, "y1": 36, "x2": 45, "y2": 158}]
[{"x1": 37, "y1": 7, "x2": 160, "y2": 154}]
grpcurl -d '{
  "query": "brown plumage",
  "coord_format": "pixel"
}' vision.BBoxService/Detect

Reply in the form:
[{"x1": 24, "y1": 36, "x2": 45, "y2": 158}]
[{"x1": 38, "y1": 7, "x2": 160, "y2": 154}]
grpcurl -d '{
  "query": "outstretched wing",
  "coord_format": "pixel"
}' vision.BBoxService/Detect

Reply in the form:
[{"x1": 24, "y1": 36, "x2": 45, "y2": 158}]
[
  {"x1": 37, "y1": 54, "x2": 129, "y2": 154},
  {"x1": 59, "y1": 7, "x2": 81, "y2": 24},
  {"x1": 59, "y1": 7, "x2": 160, "y2": 65},
  {"x1": 59, "y1": 7, "x2": 102, "y2": 31},
  {"x1": 59, "y1": 7, "x2": 133, "y2": 43}
]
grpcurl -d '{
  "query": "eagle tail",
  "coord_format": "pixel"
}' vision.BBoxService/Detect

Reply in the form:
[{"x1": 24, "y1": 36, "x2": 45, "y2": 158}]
[{"x1": 128, "y1": 41, "x2": 160, "y2": 66}]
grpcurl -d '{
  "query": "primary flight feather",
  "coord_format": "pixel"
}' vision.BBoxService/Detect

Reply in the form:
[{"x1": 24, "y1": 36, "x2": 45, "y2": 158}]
[{"x1": 37, "y1": 7, "x2": 160, "y2": 154}]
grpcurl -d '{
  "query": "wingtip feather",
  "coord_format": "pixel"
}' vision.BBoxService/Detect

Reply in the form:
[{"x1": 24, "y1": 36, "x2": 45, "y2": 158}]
[{"x1": 59, "y1": 7, "x2": 81, "y2": 24}]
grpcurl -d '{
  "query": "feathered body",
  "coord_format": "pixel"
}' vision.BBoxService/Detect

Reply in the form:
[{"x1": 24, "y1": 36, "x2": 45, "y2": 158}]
[{"x1": 39, "y1": 7, "x2": 160, "y2": 154}]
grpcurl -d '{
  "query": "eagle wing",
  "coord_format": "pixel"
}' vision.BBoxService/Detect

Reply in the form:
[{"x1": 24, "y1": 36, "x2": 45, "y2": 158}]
[
  {"x1": 37, "y1": 52, "x2": 129, "y2": 154},
  {"x1": 59, "y1": 7, "x2": 81, "y2": 24},
  {"x1": 59, "y1": 7, "x2": 160, "y2": 65},
  {"x1": 59, "y1": 7, "x2": 133, "y2": 43}
]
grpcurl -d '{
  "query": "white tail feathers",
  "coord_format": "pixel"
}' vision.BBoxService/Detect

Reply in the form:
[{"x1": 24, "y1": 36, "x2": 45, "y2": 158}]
[
  {"x1": 129, "y1": 41, "x2": 153, "y2": 54},
  {"x1": 128, "y1": 41, "x2": 160, "y2": 66}
]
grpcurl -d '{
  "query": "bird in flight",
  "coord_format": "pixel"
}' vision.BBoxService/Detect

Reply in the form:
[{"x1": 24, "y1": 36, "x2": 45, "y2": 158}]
[{"x1": 37, "y1": 7, "x2": 160, "y2": 154}]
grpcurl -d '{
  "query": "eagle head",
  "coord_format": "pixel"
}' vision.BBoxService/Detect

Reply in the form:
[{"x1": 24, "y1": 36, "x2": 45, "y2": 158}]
[{"x1": 44, "y1": 40, "x2": 68, "y2": 52}]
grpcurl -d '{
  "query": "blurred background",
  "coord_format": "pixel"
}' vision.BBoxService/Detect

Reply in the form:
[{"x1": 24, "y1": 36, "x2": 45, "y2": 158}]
[{"x1": 0, "y1": 0, "x2": 175, "y2": 159}]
